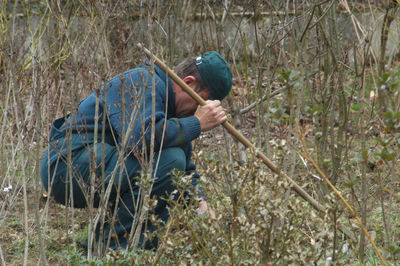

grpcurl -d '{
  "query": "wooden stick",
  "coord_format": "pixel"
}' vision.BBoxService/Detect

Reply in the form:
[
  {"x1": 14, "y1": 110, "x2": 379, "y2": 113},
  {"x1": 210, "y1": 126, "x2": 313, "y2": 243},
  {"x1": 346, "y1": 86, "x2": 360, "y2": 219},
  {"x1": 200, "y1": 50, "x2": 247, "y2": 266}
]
[{"x1": 136, "y1": 43, "x2": 324, "y2": 213}]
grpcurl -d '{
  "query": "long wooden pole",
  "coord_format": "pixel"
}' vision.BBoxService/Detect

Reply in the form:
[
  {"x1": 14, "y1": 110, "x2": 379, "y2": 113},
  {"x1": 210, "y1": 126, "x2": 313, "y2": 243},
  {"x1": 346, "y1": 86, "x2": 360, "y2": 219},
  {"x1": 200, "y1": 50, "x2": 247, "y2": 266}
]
[{"x1": 136, "y1": 43, "x2": 324, "y2": 213}]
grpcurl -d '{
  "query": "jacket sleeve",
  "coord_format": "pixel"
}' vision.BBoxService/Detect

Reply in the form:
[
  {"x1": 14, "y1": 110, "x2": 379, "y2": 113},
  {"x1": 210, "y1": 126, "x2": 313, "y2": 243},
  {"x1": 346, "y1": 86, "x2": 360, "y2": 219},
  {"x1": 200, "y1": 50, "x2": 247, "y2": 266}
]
[{"x1": 105, "y1": 68, "x2": 201, "y2": 153}]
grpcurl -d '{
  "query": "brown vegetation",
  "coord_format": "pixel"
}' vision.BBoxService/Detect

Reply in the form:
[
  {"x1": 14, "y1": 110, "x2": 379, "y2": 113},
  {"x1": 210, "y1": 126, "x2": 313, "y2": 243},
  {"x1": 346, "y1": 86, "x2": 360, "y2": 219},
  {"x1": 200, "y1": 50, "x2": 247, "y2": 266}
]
[{"x1": 0, "y1": 0, "x2": 400, "y2": 265}]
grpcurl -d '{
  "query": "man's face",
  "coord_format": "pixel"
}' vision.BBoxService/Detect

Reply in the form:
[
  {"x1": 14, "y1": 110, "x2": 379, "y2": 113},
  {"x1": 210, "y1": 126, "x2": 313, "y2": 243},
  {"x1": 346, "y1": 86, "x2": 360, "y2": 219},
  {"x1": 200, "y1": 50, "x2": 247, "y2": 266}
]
[{"x1": 174, "y1": 76, "x2": 209, "y2": 118}]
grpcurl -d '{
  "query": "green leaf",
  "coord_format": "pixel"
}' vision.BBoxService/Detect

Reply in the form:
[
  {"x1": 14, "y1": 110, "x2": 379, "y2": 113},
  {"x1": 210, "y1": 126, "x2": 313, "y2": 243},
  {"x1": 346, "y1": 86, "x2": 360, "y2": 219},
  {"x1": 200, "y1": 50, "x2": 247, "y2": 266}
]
[
  {"x1": 291, "y1": 81, "x2": 300, "y2": 88},
  {"x1": 388, "y1": 243, "x2": 400, "y2": 254},
  {"x1": 351, "y1": 103, "x2": 361, "y2": 111},
  {"x1": 383, "y1": 110, "x2": 394, "y2": 119},
  {"x1": 379, "y1": 73, "x2": 390, "y2": 83},
  {"x1": 323, "y1": 158, "x2": 331, "y2": 165},
  {"x1": 277, "y1": 70, "x2": 290, "y2": 81},
  {"x1": 311, "y1": 105, "x2": 322, "y2": 116},
  {"x1": 289, "y1": 70, "x2": 300, "y2": 80},
  {"x1": 378, "y1": 138, "x2": 391, "y2": 146},
  {"x1": 344, "y1": 176, "x2": 360, "y2": 188},
  {"x1": 354, "y1": 155, "x2": 365, "y2": 163},
  {"x1": 277, "y1": 108, "x2": 286, "y2": 116},
  {"x1": 381, "y1": 148, "x2": 396, "y2": 161},
  {"x1": 390, "y1": 82, "x2": 399, "y2": 91},
  {"x1": 361, "y1": 150, "x2": 368, "y2": 160}
]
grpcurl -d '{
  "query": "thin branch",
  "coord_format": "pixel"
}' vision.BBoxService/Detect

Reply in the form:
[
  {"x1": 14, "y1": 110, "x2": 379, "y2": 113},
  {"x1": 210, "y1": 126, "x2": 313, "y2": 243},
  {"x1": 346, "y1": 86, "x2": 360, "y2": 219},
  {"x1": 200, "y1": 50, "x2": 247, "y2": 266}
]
[
  {"x1": 373, "y1": 175, "x2": 400, "y2": 201},
  {"x1": 299, "y1": 0, "x2": 334, "y2": 43},
  {"x1": 0, "y1": 241, "x2": 5, "y2": 266},
  {"x1": 240, "y1": 86, "x2": 284, "y2": 115},
  {"x1": 296, "y1": 121, "x2": 387, "y2": 266}
]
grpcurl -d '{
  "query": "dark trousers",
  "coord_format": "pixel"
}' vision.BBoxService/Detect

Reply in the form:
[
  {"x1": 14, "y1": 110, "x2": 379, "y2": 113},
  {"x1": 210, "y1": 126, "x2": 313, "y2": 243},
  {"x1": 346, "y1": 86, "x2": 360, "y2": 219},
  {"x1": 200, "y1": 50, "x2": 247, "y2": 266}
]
[{"x1": 41, "y1": 133, "x2": 187, "y2": 250}]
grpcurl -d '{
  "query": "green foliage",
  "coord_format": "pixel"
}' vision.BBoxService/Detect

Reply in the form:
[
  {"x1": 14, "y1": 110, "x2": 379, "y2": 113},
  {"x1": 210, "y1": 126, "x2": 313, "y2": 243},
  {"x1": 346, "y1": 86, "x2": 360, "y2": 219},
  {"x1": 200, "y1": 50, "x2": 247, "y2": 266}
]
[
  {"x1": 379, "y1": 147, "x2": 396, "y2": 161},
  {"x1": 388, "y1": 243, "x2": 400, "y2": 260},
  {"x1": 2, "y1": 1, "x2": 400, "y2": 265},
  {"x1": 344, "y1": 176, "x2": 361, "y2": 188},
  {"x1": 268, "y1": 105, "x2": 289, "y2": 125},
  {"x1": 277, "y1": 69, "x2": 301, "y2": 99},
  {"x1": 383, "y1": 108, "x2": 400, "y2": 130},
  {"x1": 304, "y1": 104, "x2": 322, "y2": 116},
  {"x1": 143, "y1": 150, "x2": 349, "y2": 264},
  {"x1": 61, "y1": 246, "x2": 159, "y2": 265},
  {"x1": 378, "y1": 72, "x2": 400, "y2": 92},
  {"x1": 350, "y1": 102, "x2": 361, "y2": 112}
]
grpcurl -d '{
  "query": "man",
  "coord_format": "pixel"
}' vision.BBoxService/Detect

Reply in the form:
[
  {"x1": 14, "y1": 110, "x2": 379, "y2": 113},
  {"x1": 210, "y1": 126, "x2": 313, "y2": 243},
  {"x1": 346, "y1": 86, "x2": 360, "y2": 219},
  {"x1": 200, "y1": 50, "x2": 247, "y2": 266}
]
[{"x1": 40, "y1": 50, "x2": 232, "y2": 251}]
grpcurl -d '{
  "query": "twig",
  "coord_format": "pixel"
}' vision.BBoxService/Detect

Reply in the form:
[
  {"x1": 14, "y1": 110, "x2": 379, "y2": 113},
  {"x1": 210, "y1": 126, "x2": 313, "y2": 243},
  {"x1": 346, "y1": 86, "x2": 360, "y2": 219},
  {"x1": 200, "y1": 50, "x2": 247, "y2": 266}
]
[
  {"x1": 22, "y1": 165, "x2": 30, "y2": 266},
  {"x1": 137, "y1": 43, "x2": 325, "y2": 214},
  {"x1": 151, "y1": 189, "x2": 186, "y2": 266},
  {"x1": 240, "y1": 87, "x2": 284, "y2": 115},
  {"x1": 373, "y1": 175, "x2": 400, "y2": 201},
  {"x1": 194, "y1": 11, "x2": 302, "y2": 20},
  {"x1": 296, "y1": 121, "x2": 387, "y2": 266},
  {"x1": 299, "y1": 0, "x2": 334, "y2": 43},
  {"x1": 181, "y1": 201, "x2": 216, "y2": 264},
  {"x1": 30, "y1": 10, "x2": 49, "y2": 264},
  {"x1": 0, "y1": 241, "x2": 5, "y2": 266}
]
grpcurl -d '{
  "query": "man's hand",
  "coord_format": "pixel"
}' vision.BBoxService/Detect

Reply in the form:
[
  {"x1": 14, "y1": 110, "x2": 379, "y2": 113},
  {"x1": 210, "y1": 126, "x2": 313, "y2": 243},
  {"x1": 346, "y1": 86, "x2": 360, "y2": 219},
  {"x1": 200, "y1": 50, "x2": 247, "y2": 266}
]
[
  {"x1": 197, "y1": 199, "x2": 216, "y2": 219},
  {"x1": 194, "y1": 100, "x2": 227, "y2": 132}
]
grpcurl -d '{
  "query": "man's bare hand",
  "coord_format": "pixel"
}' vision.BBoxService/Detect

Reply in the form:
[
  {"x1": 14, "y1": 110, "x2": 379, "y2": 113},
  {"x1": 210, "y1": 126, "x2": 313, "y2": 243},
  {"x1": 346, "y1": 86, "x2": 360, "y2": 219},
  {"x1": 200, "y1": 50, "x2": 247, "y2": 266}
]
[
  {"x1": 194, "y1": 100, "x2": 227, "y2": 132},
  {"x1": 197, "y1": 199, "x2": 216, "y2": 219}
]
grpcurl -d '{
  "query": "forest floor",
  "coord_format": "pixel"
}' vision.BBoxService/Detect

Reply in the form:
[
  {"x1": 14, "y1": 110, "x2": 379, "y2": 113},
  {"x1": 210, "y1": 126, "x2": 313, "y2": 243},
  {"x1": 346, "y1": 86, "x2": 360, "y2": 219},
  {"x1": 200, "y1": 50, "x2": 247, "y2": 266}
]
[{"x1": 1, "y1": 87, "x2": 399, "y2": 265}]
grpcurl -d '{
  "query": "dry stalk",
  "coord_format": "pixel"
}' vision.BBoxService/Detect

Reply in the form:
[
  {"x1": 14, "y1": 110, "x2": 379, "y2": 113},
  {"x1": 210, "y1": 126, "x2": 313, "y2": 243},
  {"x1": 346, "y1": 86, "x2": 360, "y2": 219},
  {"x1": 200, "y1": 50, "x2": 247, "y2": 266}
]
[
  {"x1": 137, "y1": 43, "x2": 324, "y2": 212},
  {"x1": 151, "y1": 210, "x2": 174, "y2": 266},
  {"x1": 373, "y1": 175, "x2": 400, "y2": 201},
  {"x1": 295, "y1": 121, "x2": 387, "y2": 266},
  {"x1": 0, "y1": 242, "x2": 5, "y2": 266},
  {"x1": 182, "y1": 197, "x2": 216, "y2": 264},
  {"x1": 185, "y1": 218, "x2": 215, "y2": 264}
]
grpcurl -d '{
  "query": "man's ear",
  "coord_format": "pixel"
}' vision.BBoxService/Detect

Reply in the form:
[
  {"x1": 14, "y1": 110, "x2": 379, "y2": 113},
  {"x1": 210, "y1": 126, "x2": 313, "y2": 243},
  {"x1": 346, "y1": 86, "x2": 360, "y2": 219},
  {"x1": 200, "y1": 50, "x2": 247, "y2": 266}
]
[
  {"x1": 199, "y1": 89, "x2": 210, "y2": 100},
  {"x1": 182, "y1": 75, "x2": 196, "y2": 85}
]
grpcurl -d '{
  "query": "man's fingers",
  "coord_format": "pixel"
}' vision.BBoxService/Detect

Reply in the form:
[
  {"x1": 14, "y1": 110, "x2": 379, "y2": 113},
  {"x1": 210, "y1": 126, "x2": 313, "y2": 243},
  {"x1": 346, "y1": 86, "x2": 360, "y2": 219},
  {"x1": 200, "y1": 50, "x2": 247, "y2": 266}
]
[
  {"x1": 213, "y1": 105, "x2": 226, "y2": 122},
  {"x1": 219, "y1": 113, "x2": 227, "y2": 123},
  {"x1": 195, "y1": 99, "x2": 227, "y2": 131},
  {"x1": 212, "y1": 106, "x2": 223, "y2": 114},
  {"x1": 205, "y1": 100, "x2": 221, "y2": 107}
]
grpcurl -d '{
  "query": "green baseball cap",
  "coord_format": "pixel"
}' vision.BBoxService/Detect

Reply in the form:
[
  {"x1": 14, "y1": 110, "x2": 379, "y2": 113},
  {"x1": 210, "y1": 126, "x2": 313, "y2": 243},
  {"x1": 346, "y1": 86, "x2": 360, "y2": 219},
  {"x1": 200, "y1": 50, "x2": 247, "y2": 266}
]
[{"x1": 195, "y1": 51, "x2": 232, "y2": 100}]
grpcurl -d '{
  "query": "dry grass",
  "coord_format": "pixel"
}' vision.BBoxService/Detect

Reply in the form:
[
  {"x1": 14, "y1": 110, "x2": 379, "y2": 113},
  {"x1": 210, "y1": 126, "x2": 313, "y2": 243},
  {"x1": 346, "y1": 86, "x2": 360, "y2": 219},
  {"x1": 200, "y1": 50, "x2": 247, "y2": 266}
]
[{"x1": 1, "y1": 1, "x2": 400, "y2": 265}]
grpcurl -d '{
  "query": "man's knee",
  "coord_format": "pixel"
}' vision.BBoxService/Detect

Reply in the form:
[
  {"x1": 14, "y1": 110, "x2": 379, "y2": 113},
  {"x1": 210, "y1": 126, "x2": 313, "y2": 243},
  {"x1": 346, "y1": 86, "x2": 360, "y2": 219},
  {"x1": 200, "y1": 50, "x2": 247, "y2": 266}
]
[{"x1": 156, "y1": 147, "x2": 186, "y2": 176}]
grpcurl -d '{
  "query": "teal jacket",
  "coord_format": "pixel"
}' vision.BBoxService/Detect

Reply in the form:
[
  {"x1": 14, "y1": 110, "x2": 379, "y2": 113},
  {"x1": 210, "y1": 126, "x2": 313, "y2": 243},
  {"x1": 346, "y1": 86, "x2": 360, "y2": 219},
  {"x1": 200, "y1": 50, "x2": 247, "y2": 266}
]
[{"x1": 48, "y1": 63, "x2": 201, "y2": 182}]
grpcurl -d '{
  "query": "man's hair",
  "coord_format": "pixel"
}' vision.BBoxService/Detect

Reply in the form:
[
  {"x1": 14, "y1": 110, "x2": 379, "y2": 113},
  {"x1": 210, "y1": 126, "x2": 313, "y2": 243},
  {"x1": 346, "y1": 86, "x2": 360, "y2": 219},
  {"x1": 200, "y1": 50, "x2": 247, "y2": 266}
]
[{"x1": 174, "y1": 57, "x2": 208, "y2": 93}]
